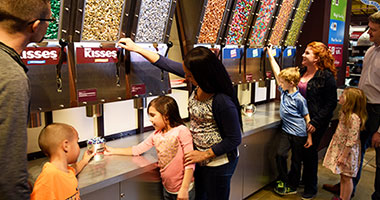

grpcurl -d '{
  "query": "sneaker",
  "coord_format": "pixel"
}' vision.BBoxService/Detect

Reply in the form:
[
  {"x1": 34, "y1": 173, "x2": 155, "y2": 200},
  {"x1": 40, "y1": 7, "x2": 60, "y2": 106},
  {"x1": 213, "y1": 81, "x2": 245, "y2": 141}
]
[
  {"x1": 281, "y1": 187, "x2": 297, "y2": 195},
  {"x1": 274, "y1": 180, "x2": 285, "y2": 195},
  {"x1": 274, "y1": 181, "x2": 297, "y2": 195},
  {"x1": 301, "y1": 192, "x2": 316, "y2": 200}
]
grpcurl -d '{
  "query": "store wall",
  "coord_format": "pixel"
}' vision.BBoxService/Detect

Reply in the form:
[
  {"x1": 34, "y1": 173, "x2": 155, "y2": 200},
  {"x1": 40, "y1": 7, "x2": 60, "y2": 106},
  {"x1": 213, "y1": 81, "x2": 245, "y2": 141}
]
[{"x1": 296, "y1": 0, "x2": 352, "y2": 87}]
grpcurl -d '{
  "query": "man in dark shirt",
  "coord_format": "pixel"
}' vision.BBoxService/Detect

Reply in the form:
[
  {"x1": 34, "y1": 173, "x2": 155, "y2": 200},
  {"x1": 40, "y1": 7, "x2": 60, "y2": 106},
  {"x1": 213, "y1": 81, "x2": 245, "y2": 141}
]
[{"x1": 0, "y1": 1, "x2": 51, "y2": 199}]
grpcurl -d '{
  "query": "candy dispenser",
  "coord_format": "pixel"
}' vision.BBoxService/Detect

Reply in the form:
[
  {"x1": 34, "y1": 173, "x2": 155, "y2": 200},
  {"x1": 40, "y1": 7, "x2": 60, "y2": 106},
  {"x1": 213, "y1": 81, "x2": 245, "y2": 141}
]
[
  {"x1": 248, "y1": 0, "x2": 279, "y2": 48},
  {"x1": 245, "y1": 0, "x2": 279, "y2": 101},
  {"x1": 73, "y1": 43, "x2": 128, "y2": 106},
  {"x1": 196, "y1": 0, "x2": 233, "y2": 45},
  {"x1": 225, "y1": 0, "x2": 258, "y2": 46},
  {"x1": 284, "y1": 0, "x2": 313, "y2": 47},
  {"x1": 131, "y1": 0, "x2": 176, "y2": 43},
  {"x1": 71, "y1": 0, "x2": 134, "y2": 106},
  {"x1": 22, "y1": 0, "x2": 74, "y2": 113},
  {"x1": 75, "y1": 0, "x2": 128, "y2": 42},
  {"x1": 127, "y1": 0, "x2": 176, "y2": 99},
  {"x1": 268, "y1": 0, "x2": 298, "y2": 46},
  {"x1": 222, "y1": 0, "x2": 258, "y2": 85},
  {"x1": 282, "y1": 46, "x2": 297, "y2": 68}
]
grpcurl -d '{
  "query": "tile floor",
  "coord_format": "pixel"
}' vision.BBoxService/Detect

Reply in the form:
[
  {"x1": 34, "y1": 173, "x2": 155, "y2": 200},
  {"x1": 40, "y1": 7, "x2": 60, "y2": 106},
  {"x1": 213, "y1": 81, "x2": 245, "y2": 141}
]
[{"x1": 246, "y1": 148, "x2": 376, "y2": 200}]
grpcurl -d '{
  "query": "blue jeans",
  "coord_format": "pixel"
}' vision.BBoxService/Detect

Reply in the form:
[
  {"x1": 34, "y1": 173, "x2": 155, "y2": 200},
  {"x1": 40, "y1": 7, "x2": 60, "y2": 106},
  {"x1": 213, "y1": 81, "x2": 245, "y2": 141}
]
[
  {"x1": 194, "y1": 157, "x2": 239, "y2": 200},
  {"x1": 163, "y1": 185, "x2": 195, "y2": 200}
]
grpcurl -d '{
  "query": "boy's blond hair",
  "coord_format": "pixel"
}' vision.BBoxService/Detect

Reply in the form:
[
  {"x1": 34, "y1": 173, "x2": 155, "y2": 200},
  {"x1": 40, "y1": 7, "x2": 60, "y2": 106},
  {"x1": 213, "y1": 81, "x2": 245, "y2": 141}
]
[
  {"x1": 38, "y1": 123, "x2": 76, "y2": 157},
  {"x1": 278, "y1": 67, "x2": 300, "y2": 86}
]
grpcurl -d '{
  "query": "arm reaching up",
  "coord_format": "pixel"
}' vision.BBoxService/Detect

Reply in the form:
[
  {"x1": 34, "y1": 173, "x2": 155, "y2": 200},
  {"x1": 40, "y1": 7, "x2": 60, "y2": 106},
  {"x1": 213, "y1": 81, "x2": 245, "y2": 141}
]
[
  {"x1": 117, "y1": 38, "x2": 160, "y2": 63},
  {"x1": 265, "y1": 45, "x2": 281, "y2": 83}
]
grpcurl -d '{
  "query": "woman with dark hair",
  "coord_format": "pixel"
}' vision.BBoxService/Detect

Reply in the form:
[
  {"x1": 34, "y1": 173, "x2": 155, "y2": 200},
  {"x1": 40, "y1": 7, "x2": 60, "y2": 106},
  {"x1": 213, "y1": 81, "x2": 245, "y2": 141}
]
[
  {"x1": 118, "y1": 38, "x2": 242, "y2": 200},
  {"x1": 299, "y1": 41, "x2": 337, "y2": 200}
]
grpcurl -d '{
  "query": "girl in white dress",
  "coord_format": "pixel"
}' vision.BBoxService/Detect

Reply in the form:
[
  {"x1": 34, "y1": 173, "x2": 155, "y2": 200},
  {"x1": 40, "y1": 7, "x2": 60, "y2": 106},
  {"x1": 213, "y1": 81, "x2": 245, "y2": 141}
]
[{"x1": 323, "y1": 87, "x2": 367, "y2": 200}]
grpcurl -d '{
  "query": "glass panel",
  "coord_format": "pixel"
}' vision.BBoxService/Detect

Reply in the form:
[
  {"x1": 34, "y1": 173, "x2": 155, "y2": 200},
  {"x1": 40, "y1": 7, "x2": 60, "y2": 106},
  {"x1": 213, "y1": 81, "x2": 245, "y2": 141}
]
[
  {"x1": 45, "y1": 0, "x2": 61, "y2": 40},
  {"x1": 226, "y1": 0, "x2": 255, "y2": 45},
  {"x1": 198, "y1": 0, "x2": 228, "y2": 44},
  {"x1": 269, "y1": 0, "x2": 296, "y2": 46},
  {"x1": 249, "y1": 0, "x2": 277, "y2": 47},
  {"x1": 81, "y1": 0, "x2": 124, "y2": 41},
  {"x1": 135, "y1": 0, "x2": 172, "y2": 43},
  {"x1": 285, "y1": 0, "x2": 311, "y2": 46}
]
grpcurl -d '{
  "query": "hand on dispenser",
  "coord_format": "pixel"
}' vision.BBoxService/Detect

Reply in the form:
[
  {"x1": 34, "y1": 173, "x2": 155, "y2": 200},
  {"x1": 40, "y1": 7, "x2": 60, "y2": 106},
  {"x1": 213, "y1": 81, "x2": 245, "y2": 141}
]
[
  {"x1": 117, "y1": 38, "x2": 140, "y2": 52},
  {"x1": 117, "y1": 38, "x2": 160, "y2": 63},
  {"x1": 265, "y1": 44, "x2": 274, "y2": 59}
]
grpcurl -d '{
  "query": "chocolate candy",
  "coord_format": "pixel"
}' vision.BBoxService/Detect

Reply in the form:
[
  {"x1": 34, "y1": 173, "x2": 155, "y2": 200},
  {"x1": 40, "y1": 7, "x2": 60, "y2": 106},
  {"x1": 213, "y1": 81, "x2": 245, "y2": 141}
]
[{"x1": 198, "y1": 0, "x2": 228, "y2": 44}]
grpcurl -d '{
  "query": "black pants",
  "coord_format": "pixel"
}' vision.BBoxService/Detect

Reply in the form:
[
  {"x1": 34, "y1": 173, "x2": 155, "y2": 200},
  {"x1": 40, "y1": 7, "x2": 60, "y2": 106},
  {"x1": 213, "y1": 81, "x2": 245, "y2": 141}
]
[
  {"x1": 352, "y1": 104, "x2": 380, "y2": 196},
  {"x1": 353, "y1": 103, "x2": 380, "y2": 200},
  {"x1": 302, "y1": 124, "x2": 329, "y2": 195},
  {"x1": 276, "y1": 130, "x2": 307, "y2": 190}
]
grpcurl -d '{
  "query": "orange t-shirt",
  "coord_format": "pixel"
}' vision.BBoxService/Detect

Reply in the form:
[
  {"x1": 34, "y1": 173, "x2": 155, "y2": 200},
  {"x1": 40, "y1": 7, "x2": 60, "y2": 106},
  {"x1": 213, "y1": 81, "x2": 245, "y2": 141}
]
[{"x1": 31, "y1": 162, "x2": 80, "y2": 200}]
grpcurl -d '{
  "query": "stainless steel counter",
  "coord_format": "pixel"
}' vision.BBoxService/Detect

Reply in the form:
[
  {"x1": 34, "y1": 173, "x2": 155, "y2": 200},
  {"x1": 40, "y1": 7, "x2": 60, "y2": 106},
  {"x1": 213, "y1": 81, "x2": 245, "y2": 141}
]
[{"x1": 28, "y1": 101, "x2": 281, "y2": 197}]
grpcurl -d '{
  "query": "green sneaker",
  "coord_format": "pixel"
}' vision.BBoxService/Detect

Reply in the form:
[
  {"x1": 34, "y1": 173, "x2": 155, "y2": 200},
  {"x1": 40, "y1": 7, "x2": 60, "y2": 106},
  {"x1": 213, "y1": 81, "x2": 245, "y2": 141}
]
[
  {"x1": 274, "y1": 181, "x2": 285, "y2": 195},
  {"x1": 274, "y1": 181, "x2": 297, "y2": 196},
  {"x1": 282, "y1": 187, "x2": 297, "y2": 195}
]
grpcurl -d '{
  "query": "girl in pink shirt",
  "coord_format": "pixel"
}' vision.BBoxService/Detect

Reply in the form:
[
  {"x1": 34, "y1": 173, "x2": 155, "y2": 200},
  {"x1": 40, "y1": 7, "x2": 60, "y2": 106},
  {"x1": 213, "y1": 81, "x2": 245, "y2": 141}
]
[{"x1": 105, "y1": 96, "x2": 195, "y2": 200}]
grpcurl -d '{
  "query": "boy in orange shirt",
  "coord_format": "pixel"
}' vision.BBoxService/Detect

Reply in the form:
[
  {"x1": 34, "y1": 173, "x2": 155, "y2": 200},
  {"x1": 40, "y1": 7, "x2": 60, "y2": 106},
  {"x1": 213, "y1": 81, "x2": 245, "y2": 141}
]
[{"x1": 31, "y1": 123, "x2": 94, "y2": 200}]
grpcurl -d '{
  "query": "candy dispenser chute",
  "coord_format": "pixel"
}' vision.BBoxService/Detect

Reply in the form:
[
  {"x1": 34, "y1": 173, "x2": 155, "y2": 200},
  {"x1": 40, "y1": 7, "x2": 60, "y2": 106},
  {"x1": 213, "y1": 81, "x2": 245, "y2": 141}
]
[
  {"x1": 74, "y1": 0, "x2": 129, "y2": 42},
  {"x1": 284, "y1": 0, "x2": 313, "y2": 47},
  {"x1": 131, "y1": 0, "x2": 176, "y2": 43},
  {"x1": 268, "y1": 0, "x2": 298, "y2": 46}
]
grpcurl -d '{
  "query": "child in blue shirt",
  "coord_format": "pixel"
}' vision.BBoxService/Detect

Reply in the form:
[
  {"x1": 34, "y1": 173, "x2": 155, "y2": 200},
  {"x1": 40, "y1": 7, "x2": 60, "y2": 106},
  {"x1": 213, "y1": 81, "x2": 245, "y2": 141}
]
[{"x1": 267, "y1": 45, "x2": 312, "y2": 196}]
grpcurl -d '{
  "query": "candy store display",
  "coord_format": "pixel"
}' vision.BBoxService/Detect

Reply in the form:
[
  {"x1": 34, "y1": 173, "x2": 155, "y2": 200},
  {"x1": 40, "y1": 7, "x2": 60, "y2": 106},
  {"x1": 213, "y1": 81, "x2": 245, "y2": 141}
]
[
  {"x1": 226, "y1": 0, "x2": 255, "y2": 45},
  {"x1": 45, "y1": 0, "x2": 60, "y2": 40},
  {"x1": 81, "y1": 0, "x2": 124, "y2": 41},
  {"x1": 249, "y1": 0, "x2": 277, "y2": 47},
  {"x1": 269, "y1": 0, "x2": 297, "y2": 46},
  {"x1": 285, "y1": 0, "x2": 311, "y2": 46},
  {"x1": 135, "y1": 0, "x2": 172, "y2": 43},
  {"x1": 198, "y1": 0, "x2": 228, "y2": 44}
]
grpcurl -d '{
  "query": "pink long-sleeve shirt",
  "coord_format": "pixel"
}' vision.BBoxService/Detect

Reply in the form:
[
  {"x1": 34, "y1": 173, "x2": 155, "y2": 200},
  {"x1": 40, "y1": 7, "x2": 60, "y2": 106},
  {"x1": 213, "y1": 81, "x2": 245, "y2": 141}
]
[{"x1": 132, "y1": 125, "x2": 195, "y2": 193}]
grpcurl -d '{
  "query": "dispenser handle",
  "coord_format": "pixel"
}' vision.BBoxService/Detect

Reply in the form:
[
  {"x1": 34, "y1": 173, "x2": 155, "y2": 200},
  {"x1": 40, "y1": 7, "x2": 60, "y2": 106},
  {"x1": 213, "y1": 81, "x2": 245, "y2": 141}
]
[
  {"x1": 239, "y1": 48, "x2": 244, "y2": 74},
  {"x1": 56, "y1": 38, "x2": 68, "y2": 93},
  {"x1": 116, "y1": 48, "x2": 124, "y2": 87}
]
